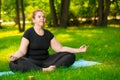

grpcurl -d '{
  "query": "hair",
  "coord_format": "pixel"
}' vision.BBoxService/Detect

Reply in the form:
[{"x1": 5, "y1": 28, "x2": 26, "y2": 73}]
[{"x1": 32, "y1": 10, "x2": 45, "y2": 19}]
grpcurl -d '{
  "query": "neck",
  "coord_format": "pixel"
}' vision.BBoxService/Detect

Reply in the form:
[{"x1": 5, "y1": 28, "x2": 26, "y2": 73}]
[
  {"x1": 33, "y1": 25, "x2": 44, "y2": 36},
  {"x1": 34, "y1": 25, "x2": 43, "y2": 31}
]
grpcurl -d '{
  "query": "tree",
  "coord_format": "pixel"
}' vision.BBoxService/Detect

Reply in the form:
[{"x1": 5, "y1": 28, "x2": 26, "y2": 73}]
[
  {"x1": 15, "y1": 0, "x2": 21, "y2": 31},
  {"x1": 49, "y1": 0, "x2": 70, "y2": 27},
  {"x1": 0, "y1": 0, "x2": 2, "y2": 29},
  {"x1": 60, "y1": 0, "x2": 70, "y2": 27},
  {"x1": 49, "y1": 0, "x2": 58, "y2": 27},
  {"x1": 97, "y1": 0, "x2": 110, "y2": 26},
  {"x1": 15, "y1": 0, "x2": 25, "y2": 32},
  {"x1": 110, "y1": 0, "x2": 120, "y2": 21},
  {"x1": 20, "y1": 0, "x2": 25, "y2": 32}
]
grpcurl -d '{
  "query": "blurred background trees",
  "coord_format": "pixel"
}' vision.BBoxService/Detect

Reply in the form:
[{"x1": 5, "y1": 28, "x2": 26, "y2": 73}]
[{"x1": 0, "y1": 0, "x2": 120, "y2": 32}]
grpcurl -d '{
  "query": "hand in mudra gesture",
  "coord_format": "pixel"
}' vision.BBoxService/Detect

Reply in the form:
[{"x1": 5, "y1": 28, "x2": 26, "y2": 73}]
[{"x1": 78, "y1": 45, "x2": 88, "y2": 53}]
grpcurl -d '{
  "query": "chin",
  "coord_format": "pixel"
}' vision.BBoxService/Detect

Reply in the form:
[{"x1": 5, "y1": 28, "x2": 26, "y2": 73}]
[{"x1": 39, "y1": 24, "x2": 44, "y2": 26}]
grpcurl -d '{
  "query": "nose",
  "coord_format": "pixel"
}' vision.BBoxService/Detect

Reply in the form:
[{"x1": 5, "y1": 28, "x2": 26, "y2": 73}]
[{"x1": 40, "y1": 16, "x2": 45, "y2": 20}]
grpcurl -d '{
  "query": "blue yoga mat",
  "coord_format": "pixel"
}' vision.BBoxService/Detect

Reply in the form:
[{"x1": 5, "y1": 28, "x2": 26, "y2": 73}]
[
  {"x1": 0, "y1": 71, "x2": 14, "y2": 76},
  {"x1": 71, "y1": 59, "x2": 101, "y2": 68},
  {"x1": 0, "y1": 59, "x2": 101, "y2": 76}
]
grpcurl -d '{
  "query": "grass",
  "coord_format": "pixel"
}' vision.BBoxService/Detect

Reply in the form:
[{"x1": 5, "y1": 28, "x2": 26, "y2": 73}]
[{"x1": 0, "y1": 25, "x2": 120, "y2": 80}]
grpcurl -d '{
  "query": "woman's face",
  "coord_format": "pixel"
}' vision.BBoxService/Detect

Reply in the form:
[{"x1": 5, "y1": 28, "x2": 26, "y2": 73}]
[{"x1": 32, "y1": 11, "x2": 46, "y2": 27}]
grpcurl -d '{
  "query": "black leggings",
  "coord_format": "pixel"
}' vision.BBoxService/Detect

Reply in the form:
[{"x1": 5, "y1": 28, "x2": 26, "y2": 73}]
[{"x1": 9, "y1": 52, "x2": 75, "y2": 72}]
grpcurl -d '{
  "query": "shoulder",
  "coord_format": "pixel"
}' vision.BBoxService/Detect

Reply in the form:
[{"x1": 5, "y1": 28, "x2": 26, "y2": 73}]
[
  {"x1": 24, "y1": 27, "x2": 34, "y2": 35},
  {"x1": 25, "y1": 27, "x2": 34, "y2": 33},
  {"x1": 44, "y1": 29, "x2": 54, "y2": 39},
  {"x1": 44, "y1": 29, "x2": 53, "y2": 35},
  {"x1": 23, "y1": 27, "x2": 33, "y2": 39}
]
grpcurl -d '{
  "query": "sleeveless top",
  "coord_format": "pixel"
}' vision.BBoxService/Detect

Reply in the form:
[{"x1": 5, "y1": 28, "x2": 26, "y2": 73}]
[{"x1": 23, "y1": 27, "x2": 54, "y2": 60}]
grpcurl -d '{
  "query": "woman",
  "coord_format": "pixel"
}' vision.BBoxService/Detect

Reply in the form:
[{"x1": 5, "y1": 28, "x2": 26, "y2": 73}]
[{"x1": 9, "y1": 10, "x2": 88, "y2": 72}]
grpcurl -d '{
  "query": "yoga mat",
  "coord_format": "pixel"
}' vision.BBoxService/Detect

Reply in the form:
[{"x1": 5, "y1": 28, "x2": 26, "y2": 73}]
[
  {"x1": 0, "y1": 59, "x2": 101, "y2": 76},
  {"x1": 71, "y1": 59, "x2": 101, "y2": 68},
  {"x1": 0, "y1": 71, "x2": 14, "y2": 76}
]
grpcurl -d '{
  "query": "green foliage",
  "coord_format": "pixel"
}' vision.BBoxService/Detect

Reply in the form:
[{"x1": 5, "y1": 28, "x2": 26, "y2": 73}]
[
  {"x1": 70, "y1": 0, "x2": 97, "y2": 18},
  {"x1": 110, "y1": 0, "x2": 120, "y2": 16},
  {"x1": 1, "y1": 0, "x2": 119, "y2": 26},
  {"x1": 0, "y1": 26, "x2": 120, "y2": 80}
]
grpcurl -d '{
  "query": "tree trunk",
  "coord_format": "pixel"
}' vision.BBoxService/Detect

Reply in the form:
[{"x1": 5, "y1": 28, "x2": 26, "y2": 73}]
[
  {"x1": 15, "y1": 0, "x2": 25, "y2": 32},
  {"x1": 97, "y1": 0, "x2": 104, "y2": 26},
  {"x1": 103, "y1": 0, "x2": 110, "y2": 25},
  {"x1": 0, "y1": 0, "x2": 2, "y2": 29},
  {"x1": 20, "y1": 0, "x2": 25, "y2": 32},
  {"x1": 60, "y1": 0, "x2": 70, "y2": 27},
  {"x1": 49, "y1": 0, "x2": 58, "y2": 27},
  {"x1": 97, "y1": 0, "x2": 110, "y2": 26},
  {"x1": 15, "y1": 0, "x2": 21, "y2": 32}
]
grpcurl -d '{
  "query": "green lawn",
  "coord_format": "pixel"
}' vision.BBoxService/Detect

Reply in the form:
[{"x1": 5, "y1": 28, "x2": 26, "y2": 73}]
[{"x1": 0, "y1": 26, "x2": 120, "y2": 80}]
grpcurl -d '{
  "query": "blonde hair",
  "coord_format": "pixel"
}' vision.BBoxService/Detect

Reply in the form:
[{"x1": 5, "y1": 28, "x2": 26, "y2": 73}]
[{"x1": 32, "y1": 10, "x2": 45, "y2": 19}]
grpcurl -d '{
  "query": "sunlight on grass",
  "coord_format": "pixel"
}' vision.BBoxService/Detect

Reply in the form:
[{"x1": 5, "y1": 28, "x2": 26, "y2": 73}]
[
  {"x1": 66, "y1": 27, "x2": 104, "y2": 38},
  {"x1": 108, "y1": 24, "x2": 120, "y2": 28},
  {"x1": 0, "y1": 30, "x2": 23, "y2": 38},
  {"x1": 56, "y1": 34, "x2": 74, "y2": 42}
]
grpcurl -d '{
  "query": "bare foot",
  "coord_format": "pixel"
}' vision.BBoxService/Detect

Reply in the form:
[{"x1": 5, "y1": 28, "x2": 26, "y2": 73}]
[{"x1": 42, "y1": 65, "x2": 56, "y2": 72}]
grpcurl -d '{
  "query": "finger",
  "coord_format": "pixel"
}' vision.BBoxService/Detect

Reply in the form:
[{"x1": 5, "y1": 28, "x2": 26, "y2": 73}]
[
  {"x1": 81, "y1": 45, "x2": 86, "y2": 48},
  {"x1": 86, "y1": 45, "x2": 89, "y2": 48},
  {"x1": 10, "y1": 56, "x2": 18, "y2": 61},
  {"x1": 10, "y1": 56, "x2": 15, "y2": 61},
  {"x1": 82, "y1": 44, "x2": 86, "y2": 47}
]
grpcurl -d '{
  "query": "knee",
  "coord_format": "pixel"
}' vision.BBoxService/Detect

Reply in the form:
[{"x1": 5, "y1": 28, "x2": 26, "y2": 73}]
[
  {"x1": 62, "y1": 52, "x2": 76, "y2": 67},
  {"x1": 63, "y1": 52, "x2": 76, "y2": 61},
  {"x1": 9, "y1": 61, "x2": 18, "y2": 72}
]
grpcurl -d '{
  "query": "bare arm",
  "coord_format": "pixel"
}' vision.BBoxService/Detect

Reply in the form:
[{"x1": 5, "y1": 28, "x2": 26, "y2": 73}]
[
  {"x1": 10, "y1": 37, "x2": 29, "y2": 61},
  {"x1": 50, "y1": 37, "x2": 88, "y2": 53}
]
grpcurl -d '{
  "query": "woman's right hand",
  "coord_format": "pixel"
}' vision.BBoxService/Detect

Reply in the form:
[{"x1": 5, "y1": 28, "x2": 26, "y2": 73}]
[{"x1": 9, "y1": 54, "x2": 18, "y2": 61}]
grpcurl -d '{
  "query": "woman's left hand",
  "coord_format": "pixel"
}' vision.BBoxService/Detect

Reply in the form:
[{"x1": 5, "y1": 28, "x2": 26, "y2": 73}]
[{"x1": 78, "y1": 45, "x2": 88, "y2": 53}]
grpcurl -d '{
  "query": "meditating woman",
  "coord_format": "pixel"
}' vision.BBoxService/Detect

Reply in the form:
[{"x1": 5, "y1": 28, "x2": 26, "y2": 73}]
[{"x1": 9, "y1": 10, "x2": 88, "y2": 72}]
